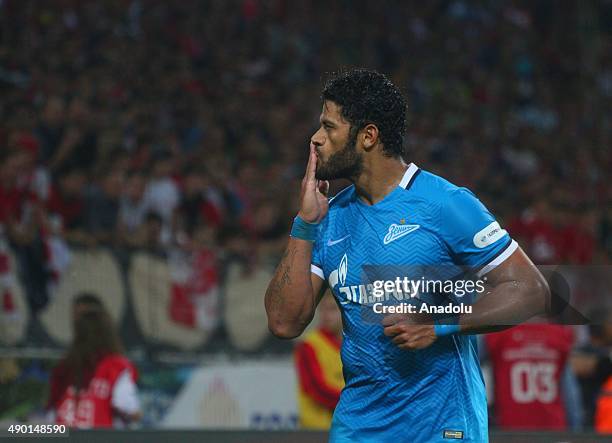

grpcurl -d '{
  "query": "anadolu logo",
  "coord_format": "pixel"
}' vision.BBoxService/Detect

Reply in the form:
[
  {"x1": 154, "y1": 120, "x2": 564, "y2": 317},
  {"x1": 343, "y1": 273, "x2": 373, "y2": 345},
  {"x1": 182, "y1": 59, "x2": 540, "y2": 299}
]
[{"x1": 338, "y1": 253, "x2": 348, "y2": 286}]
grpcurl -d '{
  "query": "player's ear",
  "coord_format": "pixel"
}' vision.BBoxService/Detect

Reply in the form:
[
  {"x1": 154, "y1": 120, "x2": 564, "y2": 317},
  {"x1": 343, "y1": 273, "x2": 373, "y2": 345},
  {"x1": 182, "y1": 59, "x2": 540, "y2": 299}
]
[{"x1": 361, "y1": 123, "x2": 379, "y2": 152}]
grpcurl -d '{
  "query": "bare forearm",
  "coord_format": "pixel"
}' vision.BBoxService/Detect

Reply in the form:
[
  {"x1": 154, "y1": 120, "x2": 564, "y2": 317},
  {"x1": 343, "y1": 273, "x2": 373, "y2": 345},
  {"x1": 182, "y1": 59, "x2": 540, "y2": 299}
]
[
  {"x1": 265, "y1": 238, "x2": 317, "y2": 338},
  {"x1": 459, "y1": 278, "x2": 549, "y2": 335},
  {"x1": 266, "y1": 145, "x2": 328, "y2": 338}
]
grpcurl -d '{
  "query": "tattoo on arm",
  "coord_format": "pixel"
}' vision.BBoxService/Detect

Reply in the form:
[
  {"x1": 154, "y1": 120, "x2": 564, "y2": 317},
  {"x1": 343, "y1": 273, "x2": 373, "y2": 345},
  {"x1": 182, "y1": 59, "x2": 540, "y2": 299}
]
[{"x1": 268, "y1": 247, "x2": 297, "y2": 312}]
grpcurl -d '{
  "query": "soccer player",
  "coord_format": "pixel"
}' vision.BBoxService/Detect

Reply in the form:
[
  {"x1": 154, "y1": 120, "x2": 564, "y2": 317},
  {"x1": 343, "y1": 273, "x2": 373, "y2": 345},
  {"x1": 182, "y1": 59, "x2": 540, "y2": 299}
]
[{"x1": 265, "y1": 69, "x2": 549, "y2": 442}]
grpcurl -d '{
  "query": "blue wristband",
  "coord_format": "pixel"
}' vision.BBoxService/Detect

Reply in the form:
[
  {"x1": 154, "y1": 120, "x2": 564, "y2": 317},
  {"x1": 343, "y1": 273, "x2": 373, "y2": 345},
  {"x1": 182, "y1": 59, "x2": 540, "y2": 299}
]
[
  {"x1": 290, "y1": 216, "x2": 320, "y2": 242},
  {"x1": 433, "y1": 323, "x2": 461, "y2": 337}
]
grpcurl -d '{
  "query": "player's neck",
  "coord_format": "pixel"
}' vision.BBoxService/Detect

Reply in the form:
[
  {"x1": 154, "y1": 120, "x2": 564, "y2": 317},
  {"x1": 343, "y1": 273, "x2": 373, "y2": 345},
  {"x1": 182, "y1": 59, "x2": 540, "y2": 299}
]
[{"x1": 353, "y1": 157, "x2": 408, "y2": 205}]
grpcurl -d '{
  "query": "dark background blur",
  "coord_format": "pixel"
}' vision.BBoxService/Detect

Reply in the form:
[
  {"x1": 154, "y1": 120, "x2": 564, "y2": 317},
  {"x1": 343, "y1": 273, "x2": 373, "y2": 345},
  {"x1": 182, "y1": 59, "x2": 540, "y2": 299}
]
[{"x1": 0, "y1": 0, "x2": 610, "y2": 433}]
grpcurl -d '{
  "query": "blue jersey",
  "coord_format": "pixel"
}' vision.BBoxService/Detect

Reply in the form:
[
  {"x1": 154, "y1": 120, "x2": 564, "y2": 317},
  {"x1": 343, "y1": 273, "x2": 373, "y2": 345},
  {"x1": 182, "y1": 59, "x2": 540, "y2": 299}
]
[{"x1": 310, "y1": 164, "x2": 518, "y2": 443}]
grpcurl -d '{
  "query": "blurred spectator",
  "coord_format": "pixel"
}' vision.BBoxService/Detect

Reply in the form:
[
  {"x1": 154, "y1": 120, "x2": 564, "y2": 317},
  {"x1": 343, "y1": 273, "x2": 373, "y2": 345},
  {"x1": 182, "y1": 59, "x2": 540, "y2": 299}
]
[
  {"x1": 596, "y1": 375, "x2": 612, "y2": 433},
  {"x1": 47, "y1": 295, "x2": 140, "y2": 428},
  {"x1": 508, "y1": 198, "x2": 563, "y2": 265},
  {"x1": 252, "y1": 198, "x2": 289, "y2": 257},
  {"x1": 176, "y1": 167, "x2": 224, "y2": 234},
  {"x1": 38, "y1": 97, "x2": 98, "y2": 175},
  {"x1": 46, "y1": 167, "x2": 89, "y2": 245},
  {"x1": 0, "y1": 225, "x2": 21, "y2": 332},
  {"x1": 141, "y1": 154, "x2": 180, "y2": 245},
  {"x1": 36, "y1": 97, "x2": 66, "y2": 167},
  {"x1": 1, "y1": 149, "x2": 52, "y2": 312},
  {"x1": 85, "y1": 169, "x2": 125, "y2": 246},
  {"x1": 485, "y1": 323, "x2": 574, "y2": 430},
  {"x1": 117, "y1": 172, "x2": 148, "y2": 242},
  {"x1": 561, "y1": 206, "x2": 597, "y2": 265},
  {"x1": 572, "y1": 308, "x2": 612, "y2": 428},
  {"x1": 72, "y1": 292, "x2": 104, "y2": 321},
  {"x1": 294, "y1": 292, "x2": 343, "y2": 430},
  {"x1": 0, "y1": 148, "x2": 40, "y2": 245},
  {"x1": 129, "y1": 212, "x2": 165, "y2": 253}
]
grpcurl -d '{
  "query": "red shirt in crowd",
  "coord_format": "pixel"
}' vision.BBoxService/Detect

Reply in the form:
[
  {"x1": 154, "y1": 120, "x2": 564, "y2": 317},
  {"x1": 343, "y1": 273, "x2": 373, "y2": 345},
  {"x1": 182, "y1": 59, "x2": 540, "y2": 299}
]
[
  {"x1": 508, "y1": 215, "x2": 563, "y2": 264},
  {"x1": 48, "y1": 354, "x2": 138, "y2": 428},
  {"x1": 485, "y1": 324, "x2": 574, "y2": 430},
  {"x1": 508, "y1": 214, "x2": 594, "y2": 264},
  {"x1": 0, "y1": 184, "x2": 27, "y2": 225},
  {"x1": 45, "y1": 185, "x2": 84, "y2": 230}
]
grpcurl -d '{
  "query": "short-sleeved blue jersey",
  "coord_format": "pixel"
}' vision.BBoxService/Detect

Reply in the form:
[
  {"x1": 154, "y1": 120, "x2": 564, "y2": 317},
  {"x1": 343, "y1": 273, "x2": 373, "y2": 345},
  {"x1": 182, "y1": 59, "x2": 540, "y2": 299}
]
[{"x1": 311, "y1": 164, "x2": 517, "y2": 443}]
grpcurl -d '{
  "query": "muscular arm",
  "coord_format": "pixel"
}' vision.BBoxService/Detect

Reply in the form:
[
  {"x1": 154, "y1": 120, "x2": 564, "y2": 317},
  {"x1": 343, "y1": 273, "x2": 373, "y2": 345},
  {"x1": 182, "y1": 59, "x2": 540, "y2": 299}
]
[
  {"x1": 265, "y1": 239, "x2": 326, "y2": 338},
  {"x1": 265, "y1": 146, "x2": 328, "y2": 339},
  {"x1": 459, "y1": 247, "x2": 549, "y2": 334},
  {"x1": 384, "y1": 247, "x2": 550, "y2": 349}
]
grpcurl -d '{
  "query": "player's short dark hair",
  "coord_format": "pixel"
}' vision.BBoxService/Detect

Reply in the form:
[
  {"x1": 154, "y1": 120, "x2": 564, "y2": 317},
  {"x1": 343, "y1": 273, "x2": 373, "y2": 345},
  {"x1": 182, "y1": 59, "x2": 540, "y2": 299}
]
[{"x1": 322, "y1": 68, "x2": 406, "y2": 158}]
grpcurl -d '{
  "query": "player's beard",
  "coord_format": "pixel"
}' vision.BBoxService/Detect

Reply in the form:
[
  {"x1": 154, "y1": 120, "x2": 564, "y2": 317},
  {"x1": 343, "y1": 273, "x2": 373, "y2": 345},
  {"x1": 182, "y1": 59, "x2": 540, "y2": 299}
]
[{"x1": 315, "y1": 128, "x2": 363, "y2": 181}]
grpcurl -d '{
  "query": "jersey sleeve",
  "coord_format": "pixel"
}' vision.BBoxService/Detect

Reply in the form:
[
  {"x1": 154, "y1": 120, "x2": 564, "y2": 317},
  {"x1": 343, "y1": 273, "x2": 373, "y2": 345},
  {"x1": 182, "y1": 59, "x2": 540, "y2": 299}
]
[
  {"x1": 310, "y1": 219, "x2": 326, "y2": 280},
  {"x1": 111, "y1": 368, "x2": 141, "y2": 415},
  {"x1": 439, "y1": 188, "x2": 517, "y2": 276}
]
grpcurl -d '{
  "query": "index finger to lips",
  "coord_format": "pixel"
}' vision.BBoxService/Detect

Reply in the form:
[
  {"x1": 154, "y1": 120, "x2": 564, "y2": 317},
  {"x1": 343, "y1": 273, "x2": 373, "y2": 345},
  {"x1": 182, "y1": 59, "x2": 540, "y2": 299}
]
[
  {"x1": 303, "y1": 145, "x2": 313, "y2": 178},
  {"x1": 305, "y1": 146, "x2": 317, "y2": 181}
]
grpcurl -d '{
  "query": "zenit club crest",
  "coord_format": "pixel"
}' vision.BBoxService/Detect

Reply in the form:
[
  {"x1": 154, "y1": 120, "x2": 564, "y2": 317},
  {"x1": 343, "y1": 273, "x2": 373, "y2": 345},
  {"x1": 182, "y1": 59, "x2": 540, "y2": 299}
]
[{"x1": 383, "y1": 223, "x2": 420, "y2": 245}]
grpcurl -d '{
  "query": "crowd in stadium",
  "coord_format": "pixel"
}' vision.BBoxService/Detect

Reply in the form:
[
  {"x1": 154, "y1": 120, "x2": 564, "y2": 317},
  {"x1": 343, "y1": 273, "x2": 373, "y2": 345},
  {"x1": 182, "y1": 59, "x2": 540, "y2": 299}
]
[{"x1": 1, "y1": 0, "x2": 611, "y2": 432}]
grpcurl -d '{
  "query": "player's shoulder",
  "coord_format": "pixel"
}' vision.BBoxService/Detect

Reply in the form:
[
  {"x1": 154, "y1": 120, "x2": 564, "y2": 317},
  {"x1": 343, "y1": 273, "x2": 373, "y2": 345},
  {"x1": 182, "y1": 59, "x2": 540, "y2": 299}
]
[
  {"x1": 411, "y1": 168, "x2": 490, "y2": 222},
  {"x1": 410, "y1": 167, "x2": 467, "y2": 201},
  {"x1": 97, "y1": 354, "x2": 139, "y2": 382},
  {"x1": 97, "y1": 353, "x2": 134, "y2": 373}
]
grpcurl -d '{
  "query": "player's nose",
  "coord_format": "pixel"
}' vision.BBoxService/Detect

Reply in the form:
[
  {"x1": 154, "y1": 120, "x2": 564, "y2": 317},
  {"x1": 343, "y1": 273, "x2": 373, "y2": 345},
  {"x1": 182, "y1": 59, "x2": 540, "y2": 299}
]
[{"x1": 310, "y1": 130, "x2": 325, "y2": 149}]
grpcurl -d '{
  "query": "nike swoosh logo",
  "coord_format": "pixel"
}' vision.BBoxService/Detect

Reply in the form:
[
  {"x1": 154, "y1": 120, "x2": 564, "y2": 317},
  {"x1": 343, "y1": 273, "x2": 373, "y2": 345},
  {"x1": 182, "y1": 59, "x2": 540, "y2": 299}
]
[
  {"x1": 340, "y1": 301, "x2": 350, "y2": 305},
  {"x1": 327, "y1": 234, "x2": 351, "y2": 247}
]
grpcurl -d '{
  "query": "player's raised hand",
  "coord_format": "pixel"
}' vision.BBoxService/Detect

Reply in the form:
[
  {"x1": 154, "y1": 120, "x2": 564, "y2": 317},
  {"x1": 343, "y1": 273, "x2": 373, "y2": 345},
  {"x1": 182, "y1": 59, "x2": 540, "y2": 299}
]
[
  {"x1": 382, "y1": 313, "x2": 437, "y2": 350},
  {"x1": 297, "y1": 145, "x2": 329, "y2": 224}
]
